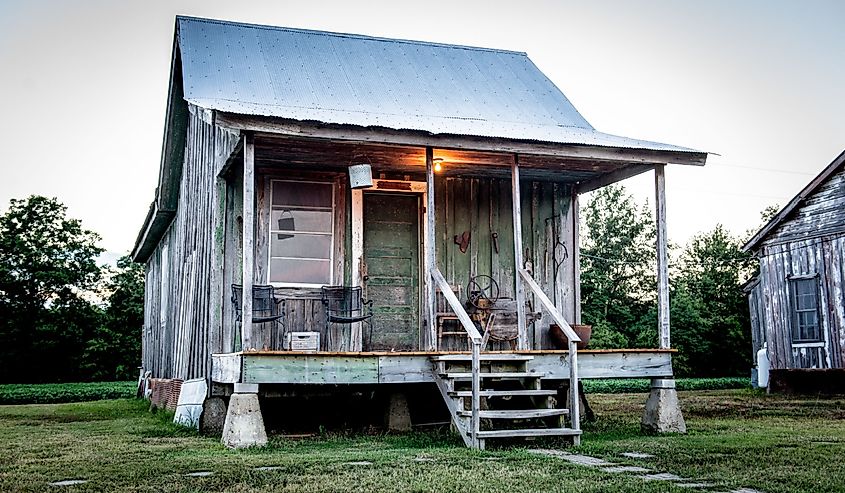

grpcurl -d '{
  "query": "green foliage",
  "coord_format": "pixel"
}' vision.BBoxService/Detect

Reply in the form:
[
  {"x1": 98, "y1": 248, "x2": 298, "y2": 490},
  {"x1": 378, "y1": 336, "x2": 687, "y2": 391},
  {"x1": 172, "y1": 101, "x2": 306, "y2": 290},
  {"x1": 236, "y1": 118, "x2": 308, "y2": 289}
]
[
  {"x1": 82, "y1": 256, "x2": 145, "y2": 380},
  {"x1": 582, "y1": 377, "x2": 750, "y2": 394},
  {"x1": 0, "y1": 196, "x2": 144, "y2": 383},
  {"x1": 581, "y1": 185, "x2": 656, "y2": 348},
  {"x1": 0, "y1": 196, "x2": 104, "y2": 383},
  {"x1": 0, "y1": 381, "x2": 136, "y2": 404}
]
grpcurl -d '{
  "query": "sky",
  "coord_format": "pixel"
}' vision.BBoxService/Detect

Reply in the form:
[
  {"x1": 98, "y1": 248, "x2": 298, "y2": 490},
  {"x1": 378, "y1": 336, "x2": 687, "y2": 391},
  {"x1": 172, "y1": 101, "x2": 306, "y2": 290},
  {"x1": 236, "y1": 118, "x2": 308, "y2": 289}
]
[{"x1": 1, "y1": 0, "x2": 843, "y2": 258}]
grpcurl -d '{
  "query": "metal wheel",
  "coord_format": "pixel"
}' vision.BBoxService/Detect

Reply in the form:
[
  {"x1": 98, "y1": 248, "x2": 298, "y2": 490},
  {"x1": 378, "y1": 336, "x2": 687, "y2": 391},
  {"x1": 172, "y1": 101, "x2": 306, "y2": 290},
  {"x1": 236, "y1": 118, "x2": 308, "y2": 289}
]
[{"x1": 467, "y1": 275, "x2": 500, "y2": 309}]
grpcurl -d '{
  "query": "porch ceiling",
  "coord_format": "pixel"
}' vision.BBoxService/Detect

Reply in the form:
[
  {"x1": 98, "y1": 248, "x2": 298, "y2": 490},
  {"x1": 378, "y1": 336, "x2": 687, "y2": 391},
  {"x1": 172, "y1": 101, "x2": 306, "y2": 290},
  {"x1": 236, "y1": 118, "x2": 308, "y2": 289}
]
[{"x1": 254, "y1": 134, "x2": 639, "y2": 183}]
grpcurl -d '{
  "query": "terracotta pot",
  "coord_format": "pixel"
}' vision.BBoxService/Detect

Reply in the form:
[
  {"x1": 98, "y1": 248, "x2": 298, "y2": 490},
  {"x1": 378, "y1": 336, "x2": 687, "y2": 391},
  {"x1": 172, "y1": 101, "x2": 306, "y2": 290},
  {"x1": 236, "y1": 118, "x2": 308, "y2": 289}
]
[{"x1": 549, "y1": 324, "x2": 592, "y2": 350}]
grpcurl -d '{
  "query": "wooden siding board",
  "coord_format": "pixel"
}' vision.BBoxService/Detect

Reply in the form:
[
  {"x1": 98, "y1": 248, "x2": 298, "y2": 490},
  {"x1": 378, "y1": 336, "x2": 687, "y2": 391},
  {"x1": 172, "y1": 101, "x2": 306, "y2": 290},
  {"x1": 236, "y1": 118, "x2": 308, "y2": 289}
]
[{"x1": 763, "y1": 167, "x2": 845, "y2": 246}]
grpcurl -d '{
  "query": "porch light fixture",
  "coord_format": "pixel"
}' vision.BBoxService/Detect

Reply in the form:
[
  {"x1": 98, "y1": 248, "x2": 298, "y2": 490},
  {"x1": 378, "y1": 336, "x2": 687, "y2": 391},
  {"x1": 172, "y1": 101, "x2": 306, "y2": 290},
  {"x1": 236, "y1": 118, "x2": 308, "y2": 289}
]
[{"x1": 433, "y1": 157, "x2": 443, "y2": 172}]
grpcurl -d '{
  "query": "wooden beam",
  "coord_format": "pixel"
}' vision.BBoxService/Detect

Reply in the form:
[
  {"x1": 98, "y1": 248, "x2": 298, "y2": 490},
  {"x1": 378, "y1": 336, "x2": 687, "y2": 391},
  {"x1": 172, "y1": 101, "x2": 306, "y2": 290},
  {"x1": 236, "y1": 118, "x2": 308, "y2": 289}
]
[
  {"x1": 425, "y1": 147, "x2": 438, "y2": 350},
  {"x1": 575, "y1": 164, "x2": 655, "y2": 194},
  {"x1": 518, "y1": 268, "x2": 579, "y2": 342},
  {"x1": 215, "y1": 113, "x2": 708, "y2": 167},
  {"x1": 655, "y1": 165, "x2": 670, "y2": 349},
  {"x1": 511, "y1": 155, "x2": 528, "y2": 349},
  {"x1": 350, "y1": 189, "x2": 364, "y2": 351},
  {"x1": 572, "y1": 188, "x2": 581, "y2": 324},
  {"x1": 242, "y1": 133, "x2": 255, "y2": 351}
]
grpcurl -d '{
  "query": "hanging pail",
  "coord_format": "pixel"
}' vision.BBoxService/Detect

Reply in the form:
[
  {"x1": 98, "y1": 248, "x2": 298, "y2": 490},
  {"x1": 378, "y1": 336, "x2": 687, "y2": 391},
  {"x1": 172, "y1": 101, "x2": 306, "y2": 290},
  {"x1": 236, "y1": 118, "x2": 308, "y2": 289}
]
[{"x1": 349, "y1": 164, "x2": 373, "y2": 189}]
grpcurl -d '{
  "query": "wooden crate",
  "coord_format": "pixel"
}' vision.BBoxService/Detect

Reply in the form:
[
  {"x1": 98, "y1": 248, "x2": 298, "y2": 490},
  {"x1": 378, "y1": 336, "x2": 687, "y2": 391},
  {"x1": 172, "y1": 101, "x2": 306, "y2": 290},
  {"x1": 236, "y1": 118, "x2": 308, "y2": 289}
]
[{"x1": 285, "y1": 332, "x2": 320, "y2": 352}]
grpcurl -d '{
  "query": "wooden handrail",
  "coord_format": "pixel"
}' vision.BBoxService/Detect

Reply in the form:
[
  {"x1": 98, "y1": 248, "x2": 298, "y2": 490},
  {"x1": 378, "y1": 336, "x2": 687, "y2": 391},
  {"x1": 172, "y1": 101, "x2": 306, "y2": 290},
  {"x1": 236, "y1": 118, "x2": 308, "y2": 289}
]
[
  {"x1": 518, "y1": 267, "x2": 581, "y2": 440},
  {"x1": 519, "y1": 268, "x2": 580, "y2": 342},
  {"x1": 431, "y1": 268, "x2": 482, "y2": 343},
  {"x1": 431, "y1": 267, "x2": 481, "y2": 448}
]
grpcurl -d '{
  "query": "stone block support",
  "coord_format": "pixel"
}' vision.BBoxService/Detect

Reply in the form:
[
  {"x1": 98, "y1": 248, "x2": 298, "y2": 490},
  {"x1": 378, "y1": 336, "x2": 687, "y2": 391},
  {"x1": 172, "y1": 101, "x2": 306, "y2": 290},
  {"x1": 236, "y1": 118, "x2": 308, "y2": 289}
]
[
  {"x1": 200, "y1": 396, "x2": 228, "y2": 436},
  {"x1": 386, "y1": 392, "x2": 412, "y2": 432},
  {"x1": 641, "y1": 378, "x2": 686, "y2": 434},
  {"x1": 222, "y1": 386, "x2": 267, "y2": 448}
]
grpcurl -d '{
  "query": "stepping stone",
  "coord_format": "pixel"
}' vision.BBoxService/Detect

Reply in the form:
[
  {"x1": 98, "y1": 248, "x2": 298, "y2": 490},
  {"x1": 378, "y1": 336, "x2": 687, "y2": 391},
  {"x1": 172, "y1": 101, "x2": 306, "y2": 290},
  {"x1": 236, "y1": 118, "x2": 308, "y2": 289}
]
[
  {"x1": 602, "y1": 465, "x2": 650, "y2": 473},
  {"x1": 677, "y1": 483, "x2": 716, "y2": 489},
  {"x1": 640, "y1": 472, "x2": 685, "y2": 481},
  {"x1": 184, "y1": 471, "x2": 214, "y2": 477},
  {"x1": 412, "y1": 457, "x2": 436, "y2": 462},
  {"x1": 620, "y1": 452, "x2": 655, "y2": 459},
  {"x1": 50, "y1": 480, "x2": 88, "y2": 486},
  {"x1": 343, "y1": 461, "x2": 373, "y2": 466},
  {"x1": 527, "y1": 449, "x2": 614, "y2": 467},
  {"x1": 254, "y1": 466, "x2": 282, "y2": 471},
  {"x1": 731, "y1": 489, "x2": 765, "y2": 493}
]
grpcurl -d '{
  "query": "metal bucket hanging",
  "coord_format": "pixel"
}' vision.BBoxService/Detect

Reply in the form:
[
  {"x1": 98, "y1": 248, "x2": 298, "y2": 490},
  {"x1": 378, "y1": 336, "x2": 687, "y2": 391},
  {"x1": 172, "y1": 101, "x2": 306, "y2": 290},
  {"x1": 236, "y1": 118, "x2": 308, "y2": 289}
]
[{"x1": 348, "y1": 163, "x2": 373, "y2": 189}]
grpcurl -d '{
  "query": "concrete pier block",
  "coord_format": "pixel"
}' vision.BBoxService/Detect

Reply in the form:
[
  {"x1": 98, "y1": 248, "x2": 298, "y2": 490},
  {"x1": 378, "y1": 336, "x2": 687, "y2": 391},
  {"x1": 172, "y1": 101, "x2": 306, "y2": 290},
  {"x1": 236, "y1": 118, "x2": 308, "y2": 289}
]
[
  {"x1": 200, "y1": 396, "x2": 228, "y2": 436},
  {"x1": 641, "y1": 379, "x2": 686, "y2": 434},
  {"x1": 386, "y1": 392, "x2": 412, "y2": 432},
  {"x1": 222, "y1": 393, "x2": 268, "y2": 448}
]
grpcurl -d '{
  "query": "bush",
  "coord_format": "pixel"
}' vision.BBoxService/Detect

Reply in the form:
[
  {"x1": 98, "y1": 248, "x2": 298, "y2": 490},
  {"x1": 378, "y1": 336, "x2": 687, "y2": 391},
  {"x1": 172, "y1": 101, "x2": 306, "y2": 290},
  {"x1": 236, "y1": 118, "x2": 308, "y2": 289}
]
[
  {"x1": 583, "y1": 377, "x2": 750, "y2": 394},
  {"x1": 0, "y1": 381, "x2": 136, "y2": 405}
]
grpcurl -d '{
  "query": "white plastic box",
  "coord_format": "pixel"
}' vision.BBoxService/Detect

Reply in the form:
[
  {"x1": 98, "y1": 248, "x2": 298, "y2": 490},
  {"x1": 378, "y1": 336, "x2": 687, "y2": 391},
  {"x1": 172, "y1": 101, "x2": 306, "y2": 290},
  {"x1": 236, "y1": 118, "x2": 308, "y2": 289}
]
[{"x1": 285, "y1": 332, "x2": 320, "y2": 352}]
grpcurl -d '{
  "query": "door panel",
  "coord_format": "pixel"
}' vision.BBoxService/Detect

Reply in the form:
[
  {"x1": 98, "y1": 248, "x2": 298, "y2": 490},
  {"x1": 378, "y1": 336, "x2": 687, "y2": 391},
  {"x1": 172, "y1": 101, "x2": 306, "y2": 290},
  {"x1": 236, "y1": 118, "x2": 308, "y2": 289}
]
[{"x1": 363, "y1": 193, "x2": 420, "y2": 351}]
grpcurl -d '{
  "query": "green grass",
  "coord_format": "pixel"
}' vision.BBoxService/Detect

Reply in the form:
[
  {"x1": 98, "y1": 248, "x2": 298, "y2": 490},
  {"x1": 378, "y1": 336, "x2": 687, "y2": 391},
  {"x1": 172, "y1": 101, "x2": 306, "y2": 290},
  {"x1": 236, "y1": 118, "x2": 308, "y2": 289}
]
[
  {"x1": 0, "y1": 390, "x2": 842, "y2": 492},
  {"x1": 582, "y1": 377, "x2": 750, "y2": 394},
  {"x1": 0, "y1": 381, "x2": 136, "y2": 405}
]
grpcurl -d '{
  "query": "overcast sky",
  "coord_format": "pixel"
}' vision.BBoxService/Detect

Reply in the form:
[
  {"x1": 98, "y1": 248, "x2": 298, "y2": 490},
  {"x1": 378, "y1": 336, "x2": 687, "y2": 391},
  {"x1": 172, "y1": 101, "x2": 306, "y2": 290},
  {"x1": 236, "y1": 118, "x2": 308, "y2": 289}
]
[{"x1": 1, "y1": 0, "x2": 843, "y2": 257}]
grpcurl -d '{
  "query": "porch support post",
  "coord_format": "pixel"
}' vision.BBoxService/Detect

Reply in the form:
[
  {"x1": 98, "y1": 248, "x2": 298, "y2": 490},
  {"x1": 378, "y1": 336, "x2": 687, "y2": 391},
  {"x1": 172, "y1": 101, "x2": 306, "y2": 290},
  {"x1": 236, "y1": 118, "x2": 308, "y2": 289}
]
[
  {"x1": 655, "y1": 164, "x2": 669, "y2": 349},
  {"x1": 425, "y1": 147, "x2": 437, "y2": 351},
  {"x1": 641, "y1": 164, "x2": 686, "y2": 434},
  {"x1": 511, "y1": 154, "x2": 528, "y2": 349},
  {"x1": 241, "y1": 133, "x2": 255, "y2": 351}
]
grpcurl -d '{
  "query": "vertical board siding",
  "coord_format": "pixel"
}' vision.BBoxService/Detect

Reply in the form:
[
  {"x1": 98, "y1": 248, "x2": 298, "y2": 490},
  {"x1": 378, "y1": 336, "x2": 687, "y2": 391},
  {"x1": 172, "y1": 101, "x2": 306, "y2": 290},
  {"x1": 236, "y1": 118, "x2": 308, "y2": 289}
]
[
  {"x1": 141, "y1": 105, "x2": 240, "y2": 380},
  {"x1": 757, "y1": 235, "x2": 845, "y2": 369},
  {"x1": 435, "y1": 177, "x2": 575, "y2": 350}
]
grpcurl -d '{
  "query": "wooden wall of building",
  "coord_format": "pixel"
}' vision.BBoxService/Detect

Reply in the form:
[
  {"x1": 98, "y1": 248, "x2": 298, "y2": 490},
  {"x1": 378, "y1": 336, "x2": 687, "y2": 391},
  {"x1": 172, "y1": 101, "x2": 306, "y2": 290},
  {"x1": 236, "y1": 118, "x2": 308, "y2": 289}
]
[
  {"x1": 755, "y1": 236, "x2": 845, "y2": 370},
  {"x1": 141, "y1": 105, "x2": 240, "y2": 380},
  {"x1": 236, "y1": 171, "x2": 578, "y2": 352}
]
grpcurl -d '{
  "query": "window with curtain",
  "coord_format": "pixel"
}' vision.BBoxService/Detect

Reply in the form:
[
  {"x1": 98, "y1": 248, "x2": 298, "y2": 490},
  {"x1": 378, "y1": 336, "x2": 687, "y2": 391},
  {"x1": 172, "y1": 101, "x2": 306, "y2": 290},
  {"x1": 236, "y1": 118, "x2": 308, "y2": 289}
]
[
  {"x1": 269, "y1": 180, "x2": 334, "y2": 286},
  {"x1": 789, "y1": 276, "x2": 821, "y2": 342}
]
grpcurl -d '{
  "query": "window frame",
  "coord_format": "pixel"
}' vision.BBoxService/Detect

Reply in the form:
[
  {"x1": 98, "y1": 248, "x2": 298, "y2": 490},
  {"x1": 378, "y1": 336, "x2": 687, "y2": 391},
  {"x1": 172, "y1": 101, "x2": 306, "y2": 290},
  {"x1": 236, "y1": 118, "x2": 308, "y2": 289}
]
[
  {"x1": 267, "y1": 178, "x2": 336, "y2": 288},
  {"x1": 788, "y1": 274, "x2": 822, "y2": 343}
]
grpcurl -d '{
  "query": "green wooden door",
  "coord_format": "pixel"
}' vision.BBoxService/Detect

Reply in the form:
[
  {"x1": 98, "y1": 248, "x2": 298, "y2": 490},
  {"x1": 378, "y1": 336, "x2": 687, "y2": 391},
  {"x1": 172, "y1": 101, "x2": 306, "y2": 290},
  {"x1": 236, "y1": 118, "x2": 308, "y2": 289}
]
[{"x1": 363, "y1": 193, "x2": 421, "y2": 351}]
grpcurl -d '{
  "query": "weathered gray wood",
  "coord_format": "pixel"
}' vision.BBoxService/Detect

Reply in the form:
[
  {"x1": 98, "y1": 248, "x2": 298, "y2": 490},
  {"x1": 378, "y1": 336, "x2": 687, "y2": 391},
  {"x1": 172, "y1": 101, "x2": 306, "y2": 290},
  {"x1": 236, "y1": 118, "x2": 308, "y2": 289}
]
[
  {"x1": 242, "y1": 133, "x2": 255, "y2": 350},
  {"x1": 459, "y1": 408, "x2": 568, "y2": 419},
  {"x1": 215, "y1": 113, "x2": 708, "y2": 166},
  {"x1": 655, "y1": 165, "x2": 670, "y2": 349},
  {"x1": 519, "y1": 268, "x2": 580, "y2": 342},
  {"x1": 450, "y1": 389, "x2": 556, "y2": 397},
  {"x1": 476, "y1": 428, "x2": 580, "y2": 438},
  {"x1": 425, "y1": 147, "x2": 438, "y2": 351},
  {"x1": 430, "y1": 354, "x2": 533, "y2": 361},
  {"x1": 211, "y1": 353, "x2": 242, "y2": 383},
  {"x1": 511, "y1": 156, "x2": 528, "y2": 349},
  {"x1": 431, "y1": 269, "x2": 482, "y2": 342},
  {"x1": 576, "y1": 164, "x2": 655, "y2": 194},
  {"x1": 243, "y1": 355, "x2": 379, "y2": 384}
]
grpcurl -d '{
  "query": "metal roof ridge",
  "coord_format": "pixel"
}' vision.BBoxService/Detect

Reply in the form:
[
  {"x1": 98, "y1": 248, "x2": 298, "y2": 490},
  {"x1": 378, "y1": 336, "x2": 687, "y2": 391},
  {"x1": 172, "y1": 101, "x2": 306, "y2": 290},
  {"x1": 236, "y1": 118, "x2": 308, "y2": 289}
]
[{"x1": 175, "y1": 15, "x2": 528, "y2": 56}]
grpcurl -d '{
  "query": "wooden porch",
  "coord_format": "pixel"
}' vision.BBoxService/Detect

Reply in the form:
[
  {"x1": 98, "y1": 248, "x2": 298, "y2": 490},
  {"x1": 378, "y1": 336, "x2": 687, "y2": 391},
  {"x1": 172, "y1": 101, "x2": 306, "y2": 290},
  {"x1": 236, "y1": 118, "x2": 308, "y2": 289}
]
[{"x1": 212, "y1": 349, "x2": 676, "y2": 385}]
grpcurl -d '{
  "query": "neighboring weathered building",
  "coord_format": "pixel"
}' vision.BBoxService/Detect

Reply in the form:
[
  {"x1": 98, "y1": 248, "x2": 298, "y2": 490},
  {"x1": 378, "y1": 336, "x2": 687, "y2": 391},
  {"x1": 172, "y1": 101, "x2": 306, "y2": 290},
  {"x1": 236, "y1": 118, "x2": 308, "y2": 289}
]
[
  {"x1": 133, "y1": 16, "x2": 706, "y2": 448},
  {"x1": 743, "y1": 150, "x2": 845, "y2": 382}
]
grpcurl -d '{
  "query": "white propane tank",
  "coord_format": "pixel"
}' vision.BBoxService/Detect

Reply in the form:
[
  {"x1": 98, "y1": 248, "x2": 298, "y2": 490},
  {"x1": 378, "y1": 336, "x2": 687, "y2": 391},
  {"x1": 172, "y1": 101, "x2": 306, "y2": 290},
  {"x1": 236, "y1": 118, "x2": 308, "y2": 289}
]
[{"x1": 756, "y1": 342, "x2": 770, "y2": 388}]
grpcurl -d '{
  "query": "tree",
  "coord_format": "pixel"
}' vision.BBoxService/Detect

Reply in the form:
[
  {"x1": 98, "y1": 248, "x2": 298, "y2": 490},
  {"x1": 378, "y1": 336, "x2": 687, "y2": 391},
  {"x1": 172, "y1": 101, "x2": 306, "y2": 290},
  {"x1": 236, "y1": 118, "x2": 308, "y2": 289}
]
[
  {"x1": 82, "y1": 256, "x2": 145, "y2": 381},
  {"x1": 0, "y1": 196, "x2": 103, "y2": 382},
  {"x1": 673, "y1": 225, "x2": 755, "y2": 376},
  {"x1": 580, "y1": 185, "x2": 656, "y2": 348}
]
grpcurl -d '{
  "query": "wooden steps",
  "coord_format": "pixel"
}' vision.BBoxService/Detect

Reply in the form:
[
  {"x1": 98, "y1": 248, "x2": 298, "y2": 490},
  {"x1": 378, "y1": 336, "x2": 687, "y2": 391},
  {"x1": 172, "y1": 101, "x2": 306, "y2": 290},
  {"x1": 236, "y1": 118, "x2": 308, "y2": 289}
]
[
  {"x1": 476, "y1": 428, "x2": 581, "y2": 439},
  {"x1": 430, "y1": 353, "x2": 580, "y2": 449},
  {"x1": 458, "y1": 408, "x2": 569, "y2": 419},
  {"x1": 442, "y1": 372, "x2": 544, "y2": 380},
  {"x1": 449, "y1": 389, "x2": 557, "y2": 398}
]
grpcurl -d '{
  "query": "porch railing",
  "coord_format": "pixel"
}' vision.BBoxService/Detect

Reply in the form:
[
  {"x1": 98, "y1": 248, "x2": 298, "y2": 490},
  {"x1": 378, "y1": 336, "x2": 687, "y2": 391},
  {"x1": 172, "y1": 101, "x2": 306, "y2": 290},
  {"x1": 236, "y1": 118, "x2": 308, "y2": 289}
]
[
  {"x1": 431, "y1": 268, "x2": 482, "y2": 448},
  {"x1": 519, "y1": 268, "x2": 581, "y2": 437}
]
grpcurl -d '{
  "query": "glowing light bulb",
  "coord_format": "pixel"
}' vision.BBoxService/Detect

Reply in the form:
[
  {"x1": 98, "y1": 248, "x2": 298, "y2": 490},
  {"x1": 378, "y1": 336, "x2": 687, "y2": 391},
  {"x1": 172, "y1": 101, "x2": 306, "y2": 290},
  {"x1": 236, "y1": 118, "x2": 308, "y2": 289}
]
[{"x1": 433, "y1": 158, "x2": 443, "y2": 172}]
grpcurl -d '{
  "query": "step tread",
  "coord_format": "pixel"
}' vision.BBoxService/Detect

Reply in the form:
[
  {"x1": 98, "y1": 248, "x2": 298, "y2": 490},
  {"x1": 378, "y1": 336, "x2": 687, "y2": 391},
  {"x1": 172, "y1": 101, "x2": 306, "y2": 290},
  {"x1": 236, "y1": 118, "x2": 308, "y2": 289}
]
[
  {"x1": 430, "y1": 354, "x2": 534, "y2": 362},
  {"x1": 450, "y1": 389, "x2": 557, "y2": 397},
  {"x1": 459, "y1": 408, "x2": 569, "y2": 419},
  {"x1": 442, "y1": 372, "x2": 544, "y2": 379},
  {"x1": 476, "y1": 428, "x2": 582, "y2": 438}
]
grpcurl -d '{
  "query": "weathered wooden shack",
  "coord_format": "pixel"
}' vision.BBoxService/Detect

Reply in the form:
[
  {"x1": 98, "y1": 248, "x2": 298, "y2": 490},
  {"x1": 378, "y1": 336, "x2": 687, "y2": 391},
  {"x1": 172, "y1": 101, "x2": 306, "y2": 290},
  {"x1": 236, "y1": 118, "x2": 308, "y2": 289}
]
[
  {"x1": 133, "y1": 16, "x2": 706, "y2": 448},
  {"x1": 743, "y1": 150, "x2": 845, "y2": 389}
]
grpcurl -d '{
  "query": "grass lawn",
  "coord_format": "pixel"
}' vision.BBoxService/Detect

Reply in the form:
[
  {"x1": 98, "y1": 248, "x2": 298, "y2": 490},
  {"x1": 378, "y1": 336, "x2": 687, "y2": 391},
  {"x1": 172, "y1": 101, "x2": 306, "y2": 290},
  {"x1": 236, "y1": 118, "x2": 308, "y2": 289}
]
[{"x1": 0, "y1": 390, "x2": 842, "y2": 492}]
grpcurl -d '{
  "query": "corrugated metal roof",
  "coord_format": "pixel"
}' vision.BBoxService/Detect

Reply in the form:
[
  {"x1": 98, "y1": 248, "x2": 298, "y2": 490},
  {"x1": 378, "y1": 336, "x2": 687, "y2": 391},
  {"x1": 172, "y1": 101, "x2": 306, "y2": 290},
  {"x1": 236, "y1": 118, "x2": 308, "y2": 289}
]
[{"x1": 176, "y1": 16, "x2": 699, "y2": 154}]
